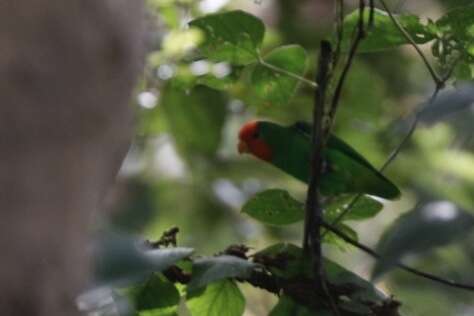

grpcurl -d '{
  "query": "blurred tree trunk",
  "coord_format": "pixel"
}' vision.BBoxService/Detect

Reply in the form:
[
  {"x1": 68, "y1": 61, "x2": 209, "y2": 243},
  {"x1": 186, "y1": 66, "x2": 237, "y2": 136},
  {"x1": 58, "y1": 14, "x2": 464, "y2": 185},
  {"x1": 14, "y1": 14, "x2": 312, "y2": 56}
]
[{"x1": 0, "y1": 1, "x2": 144, "y2": 315}]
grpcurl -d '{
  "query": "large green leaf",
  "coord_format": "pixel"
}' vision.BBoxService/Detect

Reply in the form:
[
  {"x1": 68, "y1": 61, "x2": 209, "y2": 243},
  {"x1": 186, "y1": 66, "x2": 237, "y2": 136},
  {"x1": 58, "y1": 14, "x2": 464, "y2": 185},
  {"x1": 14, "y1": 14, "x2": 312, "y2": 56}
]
[
  {"x1": 322, "y1": 222, "x2": 359, "y2": 251},
  {"x1": 138, "y1": 307, "x2": 178, "y2": 316},
  {"x1": 189, "y1": 10, "x2": 265, "y2": 65},
  {"x1": 94, "y1": 232, "x2": 194, "y2": 284},
  {"x1": 243, "y1": 191, "x2": 382, "y2": 225},
  {"x1": 161, "y1": 85, "x2": 227, "y2": 158},
  {"x1": 131, "y1": 274, "x2": 180, "y2": 314},
  {"x1": 435, "y1": 5, "x2": 474, "y2": 65},
  {"x1": 373, "y1": 201, "x2": 474, "y2": 279},
  {"x1": 187, "y1": 280, "x2": 245, "y2": 316},
  {"x1": 325, "y1": 258, "x2": 386, "y2": 305},
  {"x1": 241, "y1": 189, "x2": 305, "y2": 225},
  {"x1": 437, "y1": 4, "x2": 474, "y2": 42},
  {"x1": 269, "y1": 296, "x2": 318, "y2": 316},
  {"x1": 269, "y1": 295, "x2": 382, "y2": 316},
  {"x1": 340, "y1": 8, "x2": 434, "y2": 52},
  {"x1": 325, "y1": 195, "x2": 384, "y2": 222},
  {"x1": 242, "y1": 189, "x2": 359, "y2": 247},
  {"x1": 194, "y1": 64, "x2": 243, "y2": 91},
  {"x1": 253, "y1": 243, "x2": 312, "y2": 279},
  {"x1": 188, "y1": 256, "x2": 257, "y2": 291},
  {"x1": 255, "y1": 243, "x2": 386, "y2": 303},
  {"x1": 169, "y1": 62, "x2": 243, "y2": 91},
  {"x1": 254, "y1": 243, "x2": 392, "y2": 315},
  {"x1": 251, "y1": 45, "x2": 307, "y2": 106}
]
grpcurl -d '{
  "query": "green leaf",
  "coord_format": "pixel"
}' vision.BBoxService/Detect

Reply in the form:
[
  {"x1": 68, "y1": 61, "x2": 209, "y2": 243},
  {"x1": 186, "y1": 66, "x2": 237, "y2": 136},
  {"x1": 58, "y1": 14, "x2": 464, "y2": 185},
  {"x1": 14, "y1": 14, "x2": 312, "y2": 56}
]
[
  {"x1": 187, "y1": 280, "x2": 245, "y2": 316},
  {"x1": 94, "y1": 232, "x2": 194, "y2": 284},
  {"x1": 453, "y1": 61, "x2": 474, "y2": 81},
  {"x1": 139, "y1": 307, "x2": 178, "y2": 316},
  {"x1": 243, "y1": 189, "x2": 380, "y2": 227},
  {"x1": 434, "y1": 6, "x2": 474, "y2": 67},
  {"x1": 251, "y1": 45, "x2": 307, "y2": 106},
  {"x1": 132, "y1": 275, "x2": 180, "y2": 312},
  {"x1": 325, "y1": 195, "x2": 384, "y2": 222},
  {"x1": 168, "y1": 62, "x2": 243, "y2": 91},
  {"x1": 157, "y1": 5, "x2": 180, "y2": 29},
  {"x1": 188, "y1": 256, "x2": 257, "y2": 291},
  {"x1": 340, "y1": 8, "x2": 434, "y2": 52},
  {"x1": 437, "y1": 4, "x2": 474, "y2": 42},
  {"x1": 161, "y1": 84, "x2": 227, "y2": 158},
  {"x1": 195, "y1": 65, "x2": 243, "y2": 90},
  {"x1": 253, "y1": 243, "x2": 311, "y2": 279},
  {"x1": 189, "y1": 10, "x2": 265, "y2": 65},
  {"x1": 322, "y1": 223, "x2": 359, "y2": 251},
  {"x1": 255, "y1": 243, "x2": 386, "y2": 305},
  {"x1": 269, "y1": 296, "x2": 318, "y2": 316},
  {"x1": 242, "y1": 189, "x2": 305, "y2": 225},
  {"x1": 270, "y1": 295, "x2": 380, "y2": 316},
  {"x1": 325, "y1": 257, "x2": 386, "y2": 305},
  {"x1": 373, "y1": 201, "x2": 474, "y2": 279}
]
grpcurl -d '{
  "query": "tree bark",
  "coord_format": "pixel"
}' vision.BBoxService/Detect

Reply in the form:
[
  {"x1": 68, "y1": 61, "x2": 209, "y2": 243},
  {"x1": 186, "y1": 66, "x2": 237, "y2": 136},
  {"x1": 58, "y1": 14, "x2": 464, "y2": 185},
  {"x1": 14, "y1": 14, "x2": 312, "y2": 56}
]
[{"x1": 0, "y1": 1, "x2": 144, "y2": 314}]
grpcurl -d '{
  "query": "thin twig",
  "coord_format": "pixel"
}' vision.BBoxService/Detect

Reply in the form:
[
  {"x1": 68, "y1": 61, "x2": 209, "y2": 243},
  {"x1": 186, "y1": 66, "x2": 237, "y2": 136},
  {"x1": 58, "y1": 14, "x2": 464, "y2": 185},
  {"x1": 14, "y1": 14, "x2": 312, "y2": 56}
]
[
  {"x1": 324, "y1": 87, "x2": 442, "y2": 232},
  {"x1": 322, "y1": 193, "x2": 364, "y2": 238},
  {"x1": 321, "y1": 220, "x2": 474, "y2": 291},
  {"x1": 258, "y1": 57, "x2": 318, "y2": 89},
  {"x1": 332, "y1": 0, "x2": 345, "y2": 69},
  {"x1": 369, "y1": 0, "x2": 375, "y2": 29},
  {"x1": 378, "y1": 0, "x2": 442, "y2": 86},
  {"x1": 326, "y1": 0, "x2": 366, "y2": 138},
  {"x1": 325, "y1": 54, "x2": 459, "y2": 230}
]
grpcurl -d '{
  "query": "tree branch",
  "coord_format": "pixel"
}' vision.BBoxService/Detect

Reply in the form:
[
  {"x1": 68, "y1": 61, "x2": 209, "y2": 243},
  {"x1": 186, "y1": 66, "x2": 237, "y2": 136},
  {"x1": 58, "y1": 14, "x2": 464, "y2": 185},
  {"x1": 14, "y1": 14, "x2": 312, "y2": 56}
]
[
  {"x1": 302, "y1": 41, "x2": 340, "y2": 315},
  {"x1": 160, "y1": 242, "x2": 400, "y2": 315},
  {"x1": 303, "y1": 41, "x2": 332, "y2": 265},
  {"x1": 321, "y1": 220, "x2": 474, "y2": 291}
]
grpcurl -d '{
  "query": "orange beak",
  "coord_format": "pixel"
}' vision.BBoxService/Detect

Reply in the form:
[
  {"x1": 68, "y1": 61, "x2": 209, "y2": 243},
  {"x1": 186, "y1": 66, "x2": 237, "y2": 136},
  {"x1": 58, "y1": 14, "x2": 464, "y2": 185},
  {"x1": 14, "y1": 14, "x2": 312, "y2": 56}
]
[{"x1": 238, "y1": 141, "x2": 250, "y2": 154}]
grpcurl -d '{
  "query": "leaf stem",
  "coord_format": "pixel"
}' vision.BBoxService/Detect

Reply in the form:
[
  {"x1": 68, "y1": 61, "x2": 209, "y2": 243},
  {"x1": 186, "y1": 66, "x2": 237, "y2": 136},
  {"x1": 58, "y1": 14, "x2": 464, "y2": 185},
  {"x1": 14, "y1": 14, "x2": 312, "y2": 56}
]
[
  {"x1": 378, "y1": 0, "x2": 442, "y2": 86},
  {"x1": 258, "y1": 57, "x2": 318, "y2": 89}
]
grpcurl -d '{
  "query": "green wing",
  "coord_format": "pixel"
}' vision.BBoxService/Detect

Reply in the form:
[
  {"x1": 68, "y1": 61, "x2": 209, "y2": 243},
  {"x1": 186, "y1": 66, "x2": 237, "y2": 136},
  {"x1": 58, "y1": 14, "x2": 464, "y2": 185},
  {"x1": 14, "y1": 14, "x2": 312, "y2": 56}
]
[
  {"x1": 321, "y1": 148, "x2": 400, "y2": 199},
  {"x1": 289, "y1": 122, "x2": 400, "y2": 199},
  {"x1": 291, "y1": 121, "x2": 380, "y2": 173}
]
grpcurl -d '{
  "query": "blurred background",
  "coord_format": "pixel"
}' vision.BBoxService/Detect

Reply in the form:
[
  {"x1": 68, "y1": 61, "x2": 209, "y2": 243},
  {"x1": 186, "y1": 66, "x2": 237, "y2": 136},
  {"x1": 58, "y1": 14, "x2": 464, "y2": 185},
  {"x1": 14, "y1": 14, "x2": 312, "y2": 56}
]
[{"x1": 103, "y1": 0, "x2": 474, "y2": 315}]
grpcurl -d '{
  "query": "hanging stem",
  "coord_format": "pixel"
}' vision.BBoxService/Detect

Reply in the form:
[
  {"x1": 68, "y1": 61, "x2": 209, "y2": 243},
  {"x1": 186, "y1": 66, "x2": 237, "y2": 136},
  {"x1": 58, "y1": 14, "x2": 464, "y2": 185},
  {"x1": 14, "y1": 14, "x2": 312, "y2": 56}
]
[
  {"x1": 258, "y1": 56, "x2": 318, "y2": 89},
  {"x1": 378, "y1": 0, "x2": 442, "y2": 86}
]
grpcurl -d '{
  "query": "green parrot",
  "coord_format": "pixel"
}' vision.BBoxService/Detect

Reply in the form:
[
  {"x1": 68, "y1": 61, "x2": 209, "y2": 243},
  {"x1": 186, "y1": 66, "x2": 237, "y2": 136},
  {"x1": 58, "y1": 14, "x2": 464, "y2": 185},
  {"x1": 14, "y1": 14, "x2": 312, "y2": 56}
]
[{"x1": 238, "y1": 120, "x2": 400, "y2": 199}]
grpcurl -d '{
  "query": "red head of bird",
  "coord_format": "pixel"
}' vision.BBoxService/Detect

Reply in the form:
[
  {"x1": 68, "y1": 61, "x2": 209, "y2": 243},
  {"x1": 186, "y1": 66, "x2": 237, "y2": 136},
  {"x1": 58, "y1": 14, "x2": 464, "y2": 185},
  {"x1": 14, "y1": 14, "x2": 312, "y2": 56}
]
[{"x1": 238, "y1": 121, "x2": 272, "y2": 161}]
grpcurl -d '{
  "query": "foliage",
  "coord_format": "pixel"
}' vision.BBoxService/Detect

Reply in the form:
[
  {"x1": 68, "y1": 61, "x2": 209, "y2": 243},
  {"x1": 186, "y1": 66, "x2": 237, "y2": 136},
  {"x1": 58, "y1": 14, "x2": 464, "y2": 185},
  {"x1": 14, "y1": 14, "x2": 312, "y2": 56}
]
[{"x1": 88, "y1": 1, "x2": 474, "y2": 316}]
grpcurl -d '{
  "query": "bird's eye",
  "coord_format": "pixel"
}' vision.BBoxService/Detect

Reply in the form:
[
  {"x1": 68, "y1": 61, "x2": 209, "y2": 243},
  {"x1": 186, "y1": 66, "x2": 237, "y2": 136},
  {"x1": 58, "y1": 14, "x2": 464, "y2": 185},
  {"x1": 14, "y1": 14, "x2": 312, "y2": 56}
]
[{"x1": 252, "y1": 131, "x2": 260, "y2": 139}]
